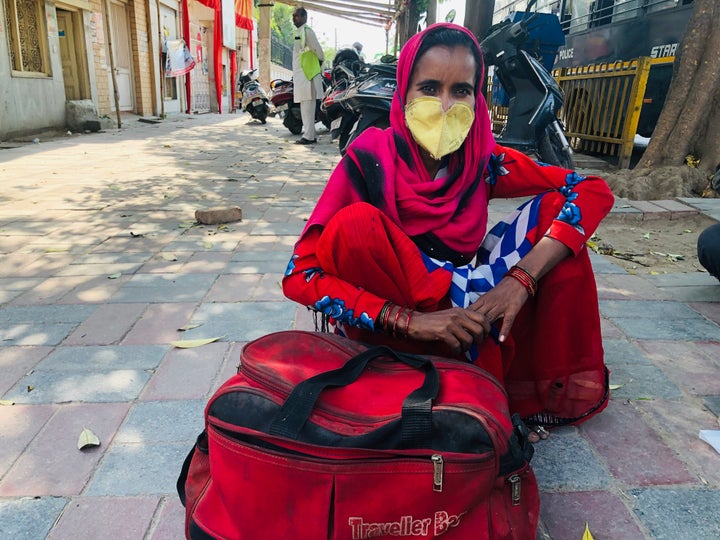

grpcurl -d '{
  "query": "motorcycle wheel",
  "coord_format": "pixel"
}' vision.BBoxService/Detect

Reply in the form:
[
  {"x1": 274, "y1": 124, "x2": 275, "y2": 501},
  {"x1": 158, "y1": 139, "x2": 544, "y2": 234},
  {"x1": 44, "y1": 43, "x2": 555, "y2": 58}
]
[
  {"x1": 257, "y1": 106, "x2": 268, "y2": 124},
  {"x1": 537, "y1": 127, "x2": 574, "y2": 169},
  {"x1": 283, "y1": 106, "x2": 303, "y2": 135},
  {"x1": 341, "y1": 115, "x2": 390, "y2": 156}
]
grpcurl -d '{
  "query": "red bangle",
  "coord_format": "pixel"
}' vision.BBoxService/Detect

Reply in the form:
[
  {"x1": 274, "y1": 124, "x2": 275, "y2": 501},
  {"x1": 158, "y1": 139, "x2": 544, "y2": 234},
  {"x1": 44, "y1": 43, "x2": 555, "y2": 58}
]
[
  {"x1": 382, "y1": 303, "x2": 393, "y2": 331},
  {"x1": 392, "y1": 307, "x2": 402, "y2": 337},
  {"x1": 402, "y1": 309, "x2": 412, "y2": 339},
  {"x1": 505, "y1": 265, "x2": 538, "y2": 297}
]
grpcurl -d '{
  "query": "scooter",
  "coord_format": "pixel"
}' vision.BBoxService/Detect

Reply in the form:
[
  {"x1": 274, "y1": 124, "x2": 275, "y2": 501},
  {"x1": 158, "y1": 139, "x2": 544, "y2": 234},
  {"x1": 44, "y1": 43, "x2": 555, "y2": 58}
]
[
  {"x1": 269, "y1": 72, "x2": 332, "y2": 135},
  {"x1": 480, "y1": 0, "x2": 574, "y2": 168},
  {"x1": 237, "y1": 68, "x2": 271, "y2": 124},
  {"x1": 333, "y1": 57, "x2": 397, "y2": 155},
  {"x1": 321, "y1": 48, "x2": 364, "y2": 144}
]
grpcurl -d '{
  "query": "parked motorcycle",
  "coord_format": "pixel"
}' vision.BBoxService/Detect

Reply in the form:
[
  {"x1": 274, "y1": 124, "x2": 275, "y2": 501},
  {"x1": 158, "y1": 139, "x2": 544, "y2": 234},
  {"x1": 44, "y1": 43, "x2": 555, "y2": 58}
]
[
  {"x1": 480, "y1": 0, "x2": 573, "y2": 168},
  {"x1": 321, "y1": 48, "x2": 364, "y2": 144},
  {"x1": 269, "y1": 71, "x2": 332, "y2": 135},
  {"x1": 332, "y1": 57, "x2": 397, "y2": 155},
  {"x1": 237, "y1": 68, "x2": 271, "y2": 124}
]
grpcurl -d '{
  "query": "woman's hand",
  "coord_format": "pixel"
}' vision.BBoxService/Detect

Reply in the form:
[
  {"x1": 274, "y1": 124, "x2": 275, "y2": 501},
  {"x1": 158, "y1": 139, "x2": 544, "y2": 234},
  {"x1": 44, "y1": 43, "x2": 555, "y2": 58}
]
[
  {"x1": 468, "y1": 276, "x2": 531, "y2": 343},
  {"x1": 407, "y1": 307, "x2": 492, "y2": 355}
]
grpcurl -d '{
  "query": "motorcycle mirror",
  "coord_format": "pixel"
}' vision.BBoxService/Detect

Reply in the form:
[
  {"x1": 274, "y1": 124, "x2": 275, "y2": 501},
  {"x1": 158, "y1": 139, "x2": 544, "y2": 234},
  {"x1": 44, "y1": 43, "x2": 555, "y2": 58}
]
[
  {"x1": 445, "y1": 9, "x2": 456, "y2": 23},
  {"x1": 524, "y1": 0, "x2": 538, "y2": 17}
]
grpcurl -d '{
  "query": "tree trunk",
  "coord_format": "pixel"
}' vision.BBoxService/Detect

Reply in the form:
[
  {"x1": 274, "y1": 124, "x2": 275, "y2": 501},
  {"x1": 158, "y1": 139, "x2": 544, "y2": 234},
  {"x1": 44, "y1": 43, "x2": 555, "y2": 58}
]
[
  {"x1": 426, "y1": 0, "x2": 437, "y2": 25},
  {"x1": 397, "y1": 0, "x2": 422, "y2": 48},
  {"x1": 464, "y1": 0, "x2": 495, "y2": 41},
  {"x1": 637, "y1": 0, "x2": 720, "y2": 175}
]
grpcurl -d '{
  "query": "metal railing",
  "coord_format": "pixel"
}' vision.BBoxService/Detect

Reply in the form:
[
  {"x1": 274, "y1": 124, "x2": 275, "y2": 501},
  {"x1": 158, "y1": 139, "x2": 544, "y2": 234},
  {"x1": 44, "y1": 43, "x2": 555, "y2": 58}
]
[
  {"x1": 271, "y1": 36, "x2": 293, "y2": 70},
  {"x1": 486, "y1": 56, "x2": 674, "y2": 168}
]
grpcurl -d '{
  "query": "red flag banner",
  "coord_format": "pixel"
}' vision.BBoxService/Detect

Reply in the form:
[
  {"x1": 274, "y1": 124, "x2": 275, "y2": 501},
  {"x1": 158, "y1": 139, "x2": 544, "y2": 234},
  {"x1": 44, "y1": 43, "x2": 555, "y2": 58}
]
[{"x1": 235, "y1": 0, "x2": 253, "y2": 30}]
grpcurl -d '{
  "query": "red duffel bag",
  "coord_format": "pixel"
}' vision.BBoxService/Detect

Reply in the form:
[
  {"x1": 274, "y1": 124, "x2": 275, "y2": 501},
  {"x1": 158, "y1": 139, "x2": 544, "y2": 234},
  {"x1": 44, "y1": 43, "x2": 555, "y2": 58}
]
[{"x1": 177, "y1": 330, "x2": 539, "y2": 539}]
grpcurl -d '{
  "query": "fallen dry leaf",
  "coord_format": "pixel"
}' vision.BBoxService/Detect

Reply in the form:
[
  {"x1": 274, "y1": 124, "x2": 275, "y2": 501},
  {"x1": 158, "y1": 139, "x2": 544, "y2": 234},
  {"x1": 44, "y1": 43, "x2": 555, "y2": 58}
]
[
  {"x1": 77, "y1": 427, "x2": 101, "y2": 450},
  {"x1": 582, "y1": 522, "x2": 595, "y2": 540},
  {"x1": 178, "y1": 323, "x2": 203, "y2": 331},
  {"x1": 170, "y1": 336, "x2": 224, "y2": 348}
]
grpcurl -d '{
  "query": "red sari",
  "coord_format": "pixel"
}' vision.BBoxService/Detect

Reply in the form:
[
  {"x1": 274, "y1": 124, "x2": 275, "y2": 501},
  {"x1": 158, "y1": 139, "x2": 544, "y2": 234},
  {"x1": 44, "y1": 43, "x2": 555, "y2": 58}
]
[{"x1": 282, "y1": 24, "x2": 614, "y2": 426}]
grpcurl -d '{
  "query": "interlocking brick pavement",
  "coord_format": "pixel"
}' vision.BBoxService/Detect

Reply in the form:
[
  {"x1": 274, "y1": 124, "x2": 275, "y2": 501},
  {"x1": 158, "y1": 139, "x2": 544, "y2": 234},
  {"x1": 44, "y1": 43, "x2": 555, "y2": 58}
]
[{"x1": 1, "y1": 112, "x2": 718, "y2": 539}]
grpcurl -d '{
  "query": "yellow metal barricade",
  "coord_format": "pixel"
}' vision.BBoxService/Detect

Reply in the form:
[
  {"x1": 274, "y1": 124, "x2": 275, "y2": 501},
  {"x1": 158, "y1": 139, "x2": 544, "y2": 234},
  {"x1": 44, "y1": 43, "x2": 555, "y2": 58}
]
[{"x1": 486, "y1": 56, "x2": 674, "y2": 169}]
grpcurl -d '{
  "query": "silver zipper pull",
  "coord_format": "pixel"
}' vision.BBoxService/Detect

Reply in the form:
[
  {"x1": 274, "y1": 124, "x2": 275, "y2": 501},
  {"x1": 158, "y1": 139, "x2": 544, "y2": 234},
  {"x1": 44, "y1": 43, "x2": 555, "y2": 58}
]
[
  {"x1": 432, "y1": 454, "x2": 443, "y2": 492},
  {"x1": 508, "y1": 474, "x2": 521, "y2": 506}
]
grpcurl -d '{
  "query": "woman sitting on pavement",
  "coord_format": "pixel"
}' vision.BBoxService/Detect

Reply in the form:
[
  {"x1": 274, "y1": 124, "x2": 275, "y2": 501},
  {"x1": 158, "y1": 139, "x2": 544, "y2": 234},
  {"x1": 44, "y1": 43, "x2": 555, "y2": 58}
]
[{"x1": 282, "y1": 23, "x2": 615, "y2": 431}]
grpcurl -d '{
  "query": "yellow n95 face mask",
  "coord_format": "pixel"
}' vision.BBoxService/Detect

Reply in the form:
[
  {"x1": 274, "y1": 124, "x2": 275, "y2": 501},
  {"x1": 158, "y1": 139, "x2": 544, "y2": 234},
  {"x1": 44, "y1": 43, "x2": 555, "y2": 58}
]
[{"x1": 404, "y1": 97, "x2": 475, "y2": 160}]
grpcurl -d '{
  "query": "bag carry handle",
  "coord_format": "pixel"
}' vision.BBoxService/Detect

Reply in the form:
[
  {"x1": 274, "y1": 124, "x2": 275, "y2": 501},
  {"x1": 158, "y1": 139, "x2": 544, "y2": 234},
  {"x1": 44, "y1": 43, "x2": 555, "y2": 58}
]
[{"x1": 269, "y1": 346, "x2": 440, "y2": 448}]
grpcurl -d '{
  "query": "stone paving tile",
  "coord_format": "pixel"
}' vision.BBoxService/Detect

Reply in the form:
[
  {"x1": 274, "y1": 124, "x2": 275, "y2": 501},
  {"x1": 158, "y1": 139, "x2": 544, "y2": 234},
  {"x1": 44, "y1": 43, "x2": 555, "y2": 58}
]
[
  {"x1": 0, "y1": 304, "x2": 96, "y2": 324},
  {"x1": 121, "y1": 303, "x2": 200, "y2": 345},
  {"x1": 7, "y1": 276, "x2": 89, "y2": 305},
  {"x1": 71, "y1": 252, "x2": 155, "y2": 264},
  {"x1": 179, "y1": 251, "x2": 233, "y2": 274},
  {"x1": 630, "y1": 488, "x2": 720, "y2": 539},
  {"x1": 250, "y1": 221, "x2": 306, "y2": 236},
  {"x1": 609, "y1": 315, "x2": 720, "y2": 341},
  {"x1": 0, "y1": 321, "x2": 81, "y2": 347},
  {"x1": 138, "y1": 252, "x2": 194, "y2": 274},
  {"x1": 225, "y1": 256, "x2": 293, "y2": 274},
  {"x1": 148, "y1": 497, "x2": 186, "y2": 540},
  {"x1": 595, "y1": 274, "x2": 673, "y2": 301},
  {"x1": 600, "y1": 299, "x2": 709, "y2": 320},
  {"x1": 203, "y1": 273, "x2": 263, "y2": 303},
  {"x1": 64, "y1": 303, "x2": 148, "y2": 345},
  {"x1": 581, "y1": 400, "x2": 696, "y2": 487},
  {"x1": 84, "y1": 442, "x2": 190, "y2": 496},
  {"x1": 0, "y1": 252, "x2": 48, "y2": 278},
  {"x1": 636, "y1": 341, "x2": 720, "y2": 396},
  {"x1": 46, "y1": 496, "x2": 160, "y2": 540},
  {"x1": 183, "y1": 301, "x2": 296, "y2": 343},
  {"x1": 602, "y1": 339, "x2": 684, "y2": 399},
  {"x1": 531, "y1": 427, "x2": 611, "y2": 491},
  {"x1": 647, "y1": 273, "x2": 720, "y2": 287},
  {"x1": 141, "y1": 343, "x2": 230, "y2": 400},
  {"x1": 56, "y1": 274, "x2": 134, "y2": 304},
  {"x1": 114, "y1": 400, "x2": 205, "y2": 444},
  {"x1": 659, "y1": 284, "x2": 720, "y2": 303},
  {"x1": 541, "y1": 491, "x2": 645, "y2": 540},
  {"x1": 705, "y1": 396, "x2": 720, "y2": 417},
  {"x1": 688, "y1": 300, "x2": 720, "y2": 325},
  {"x1": 0, "y1": 404, "x2": 56, "y2": 478},
  {"x1": 9, "y1": 253, "x2": 76, "y2": 278},
  {"x1": 0, "y1": 402, "x2": 129, "y2": 496},
  {"x1": 0, "y1": 346, "x2": 52, "y2": 395},
  {"x1": 0, "y1": 277, "x2": 45, "y2": 292},
  {"x1": 652, "y1": 199, "x2": 701, "y2": 218},
  {"x1": 3, "y1": 368, "x2": 152, "y2": 403},
  {"x1": 252, "y1": 273, "x2": 287, "y2": 301},
  {"x1": 89, "y1": 234, "x2": 181, "y2": 254},
  {"x1": 0, "y1": 497, "x2": 69, "y2": 540},
  {"x1": 109, "y1": 273, "x2": 218, "y2": 303},
  {"x1": 35, "y1": 344, "x2": 167, "y2": 371},
  {"x1": 635, "y1": 399, "x2": 720, "y2": 485},
  {"x1": 601, "y1": 317, "x2": 626, "y2": 339}
]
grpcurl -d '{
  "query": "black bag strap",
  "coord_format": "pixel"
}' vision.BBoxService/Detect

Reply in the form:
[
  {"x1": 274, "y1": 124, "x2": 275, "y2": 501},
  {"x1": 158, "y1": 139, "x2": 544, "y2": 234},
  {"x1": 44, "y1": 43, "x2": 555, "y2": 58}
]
[{"x1": 269, "y1": 346, "x2": 439, "y2": 448}]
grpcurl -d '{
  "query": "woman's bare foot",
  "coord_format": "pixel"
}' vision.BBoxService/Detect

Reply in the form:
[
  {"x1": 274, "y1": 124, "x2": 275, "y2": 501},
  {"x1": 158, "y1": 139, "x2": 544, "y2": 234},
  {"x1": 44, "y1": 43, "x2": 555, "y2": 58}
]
[{"x1": 527, "y1": 425, "x2": 550, "y2": 443}]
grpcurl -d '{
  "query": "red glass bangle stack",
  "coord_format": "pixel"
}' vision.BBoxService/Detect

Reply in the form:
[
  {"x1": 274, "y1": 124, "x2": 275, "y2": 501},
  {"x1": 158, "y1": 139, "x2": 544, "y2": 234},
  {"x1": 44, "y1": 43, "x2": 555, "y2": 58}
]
[
  {"x1": 504, "y1": 265, "x2": 538, "y2": 297},
  {"x1": 377, "y1": 302, "x2": 412, "y2": 339}
]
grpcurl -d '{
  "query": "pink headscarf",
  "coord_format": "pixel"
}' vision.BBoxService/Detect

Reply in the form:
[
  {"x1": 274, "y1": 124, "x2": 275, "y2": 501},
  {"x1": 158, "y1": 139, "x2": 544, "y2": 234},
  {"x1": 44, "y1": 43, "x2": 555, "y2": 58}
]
[{"x1": 304, "y1": 23, "x2": 496, "y2": 260}]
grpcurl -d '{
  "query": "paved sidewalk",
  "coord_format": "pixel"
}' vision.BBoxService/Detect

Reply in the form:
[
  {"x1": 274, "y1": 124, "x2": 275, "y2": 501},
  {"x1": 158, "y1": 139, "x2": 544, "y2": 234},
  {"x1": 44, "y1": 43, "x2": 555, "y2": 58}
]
[{"x1": 1, "y1": 113, "x2": 719, "y2": 540}]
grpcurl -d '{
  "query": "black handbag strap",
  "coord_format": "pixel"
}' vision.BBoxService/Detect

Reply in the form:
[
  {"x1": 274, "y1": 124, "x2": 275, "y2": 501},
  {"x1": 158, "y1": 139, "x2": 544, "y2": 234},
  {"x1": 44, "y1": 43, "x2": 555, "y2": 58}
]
[{"x1": 269, "y1": 346, "x2": 439, "y2": 448}]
